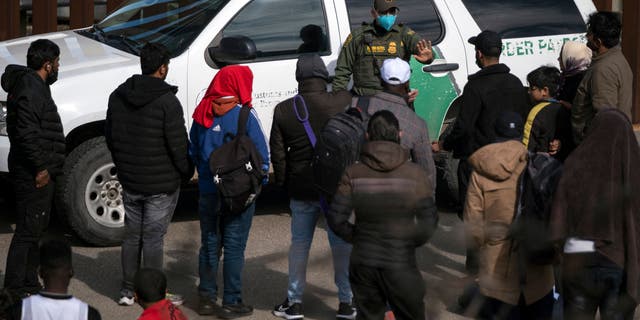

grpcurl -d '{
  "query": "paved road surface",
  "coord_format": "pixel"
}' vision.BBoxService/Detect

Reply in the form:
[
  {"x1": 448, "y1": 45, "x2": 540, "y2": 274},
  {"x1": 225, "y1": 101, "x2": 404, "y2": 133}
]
[{"x1": 0, "y1": 187, "x2": 472, "y2": 319}]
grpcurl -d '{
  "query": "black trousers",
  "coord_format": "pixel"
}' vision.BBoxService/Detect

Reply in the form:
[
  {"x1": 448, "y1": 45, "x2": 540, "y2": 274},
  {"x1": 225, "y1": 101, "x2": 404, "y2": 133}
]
[
  {"x1": 478, "y1": 291, "x2": 555, "y2": 320},
  {"x1": 349, "y1": 263, "x2": 425, "y2": 320},
  {"x1": 3, "y1": 170, "x2": 55, "y2": 294},
  {"x1": 562, "y1": 253, "x2": 637, "y2": 320}
]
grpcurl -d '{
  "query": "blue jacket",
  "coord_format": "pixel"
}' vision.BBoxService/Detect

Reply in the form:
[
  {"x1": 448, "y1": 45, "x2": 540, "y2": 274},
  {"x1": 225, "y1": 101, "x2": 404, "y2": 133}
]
[{"x1": 189, "y1": 105, "x2": 270, "y2": 194}]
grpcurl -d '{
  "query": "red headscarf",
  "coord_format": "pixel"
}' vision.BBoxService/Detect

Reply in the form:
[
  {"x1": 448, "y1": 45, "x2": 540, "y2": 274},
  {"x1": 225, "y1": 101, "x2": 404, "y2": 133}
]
[{"x1": 192, "y1": 65, "x2": 253, "y2": 128}]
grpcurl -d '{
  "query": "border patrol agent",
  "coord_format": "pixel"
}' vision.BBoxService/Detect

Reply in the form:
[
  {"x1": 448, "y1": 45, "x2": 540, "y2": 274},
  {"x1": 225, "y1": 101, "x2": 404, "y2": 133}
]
[{"x1": 333, "y1": 0, "x2": 434, "y2": 96}]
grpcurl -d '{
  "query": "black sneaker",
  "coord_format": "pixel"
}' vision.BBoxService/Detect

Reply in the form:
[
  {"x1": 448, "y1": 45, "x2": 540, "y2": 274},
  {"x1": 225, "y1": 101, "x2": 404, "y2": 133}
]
[
  {"x1": 197, "y1": 295, "x2": 216, "y2": 316},
  {"x1": 219, "y1": 302, "x2": 254, "y2": 319},
  {"x1": 336, "y1": 302, "x2": 356, "y2": 320},
  {"x1": 273, "y1": 299, "x2": 304, "y2": 319}
]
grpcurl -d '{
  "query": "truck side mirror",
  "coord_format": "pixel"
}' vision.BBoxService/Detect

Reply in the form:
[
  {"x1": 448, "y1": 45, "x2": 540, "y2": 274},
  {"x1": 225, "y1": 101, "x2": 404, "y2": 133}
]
[{"x1": 208, "y1": 36, "x2": 257, "y2": 65}]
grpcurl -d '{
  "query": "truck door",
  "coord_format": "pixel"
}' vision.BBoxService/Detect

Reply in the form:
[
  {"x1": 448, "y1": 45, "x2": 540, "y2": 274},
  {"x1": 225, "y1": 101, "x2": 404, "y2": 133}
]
[
  {"x1": 336, "y1": 0, "x2": 468, "y2": 139},
  {"x1": 187, "y1": 0, "x2": 342, "y2": 135}
]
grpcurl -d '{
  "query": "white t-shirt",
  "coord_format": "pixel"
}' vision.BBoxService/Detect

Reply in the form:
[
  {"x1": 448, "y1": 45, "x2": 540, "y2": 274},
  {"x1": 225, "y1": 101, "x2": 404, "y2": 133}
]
[{"x1": 21, "y1": 294, "x2": 88, "y2": 320}]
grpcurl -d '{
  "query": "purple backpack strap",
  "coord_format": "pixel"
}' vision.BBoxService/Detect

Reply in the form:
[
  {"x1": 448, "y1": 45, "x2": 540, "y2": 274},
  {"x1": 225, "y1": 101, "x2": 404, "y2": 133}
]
[{"x1": 293, "y1": 95, "x2": 317, "y2": 147}]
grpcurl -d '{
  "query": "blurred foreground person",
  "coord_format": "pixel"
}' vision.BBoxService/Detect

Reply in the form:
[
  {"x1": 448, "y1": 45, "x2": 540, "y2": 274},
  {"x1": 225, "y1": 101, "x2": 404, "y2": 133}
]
[
  {"x1": 465, "y1": 112, "x2": 555, "y2": 319},
  {"x1": 6, "y1": 240, "x2": 101, "y2": 320},
  {"x1": 134, "y1": 268, "x2": 187, "y2": 320},
  {"x1": 551, "y1": 109, "x2": 640, "y2": 320}
]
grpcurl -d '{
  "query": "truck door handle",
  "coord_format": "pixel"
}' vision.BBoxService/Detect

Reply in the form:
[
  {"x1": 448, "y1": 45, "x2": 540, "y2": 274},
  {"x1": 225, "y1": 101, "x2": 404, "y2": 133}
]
[{"x1": 422, "y1": 63, "x2": 459, "y2": 73}]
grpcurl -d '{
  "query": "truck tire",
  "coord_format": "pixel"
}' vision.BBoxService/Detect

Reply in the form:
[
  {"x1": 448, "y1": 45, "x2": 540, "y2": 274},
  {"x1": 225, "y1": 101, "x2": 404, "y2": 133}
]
[{"x1": 56, "y1": 136, "x2": 125, "y2": 246}]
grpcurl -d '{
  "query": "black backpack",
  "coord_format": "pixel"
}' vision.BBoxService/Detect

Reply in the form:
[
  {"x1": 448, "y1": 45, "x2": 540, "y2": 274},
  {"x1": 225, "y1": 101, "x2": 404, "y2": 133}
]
[
  {"x1": 208, "y1": 105, "x2": 265, "y2": 215},
  {"x1": 312, "y1": 96, "x2": 371, "y2": 197},
  {"x1": 510, "y1": 152, "x2": 563, "y2": 269}
]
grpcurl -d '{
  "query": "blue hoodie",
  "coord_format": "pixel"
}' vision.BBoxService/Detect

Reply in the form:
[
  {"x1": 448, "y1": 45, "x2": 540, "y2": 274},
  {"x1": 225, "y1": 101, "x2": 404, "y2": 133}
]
[{"x1": 189, "y1": 105, "x2": 269, "y2": 194}]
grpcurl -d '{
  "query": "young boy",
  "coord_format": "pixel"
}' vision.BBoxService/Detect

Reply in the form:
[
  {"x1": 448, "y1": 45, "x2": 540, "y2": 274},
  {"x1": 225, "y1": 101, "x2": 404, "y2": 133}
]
[
  {"x1": 523, "y1": 66, "x2": 564, "y2": 155},
  {"x1": 134, "y1": 268, "x2": 187, "y2": 320}
]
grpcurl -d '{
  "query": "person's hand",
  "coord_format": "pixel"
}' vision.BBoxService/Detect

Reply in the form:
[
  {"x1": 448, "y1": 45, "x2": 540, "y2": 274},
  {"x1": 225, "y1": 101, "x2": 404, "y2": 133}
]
[
  {"x1": 408, "y1": 89, "x2": 419, "y2": 103},
  {"x1": 35, "y1": 169, "x2": 50, "y2": 188},
  {"x1": 548, "y1": 139, "x2": 561, "y2": 156},
  {"x1": 414, "y1": 39, "x2": 433, "y2": 64},
  {"x1": 431, "y1": 140, "x2": 442, "y2": 153}
]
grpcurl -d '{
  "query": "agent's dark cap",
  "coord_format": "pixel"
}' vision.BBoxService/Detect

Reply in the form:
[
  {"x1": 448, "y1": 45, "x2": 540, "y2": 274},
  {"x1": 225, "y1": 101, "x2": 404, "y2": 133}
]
[
  {"x1": 296, "y1": 54, "x2": 329, "y2": 82},
  {"x1": 494, "y1": 111, "x2": 523, "y2": 141},
  {"x1": 468, "y1": 30, "x2": 502, "y2": 57},
  {"x1": 374, "y1": 0, "x2": 398, "y2": 13}
]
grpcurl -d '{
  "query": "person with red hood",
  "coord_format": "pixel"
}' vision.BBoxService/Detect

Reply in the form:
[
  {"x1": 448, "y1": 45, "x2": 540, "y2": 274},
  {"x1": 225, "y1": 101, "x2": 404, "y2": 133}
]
[{"x1": 189, "y1": 65, "x2": 269, "y2": 319}]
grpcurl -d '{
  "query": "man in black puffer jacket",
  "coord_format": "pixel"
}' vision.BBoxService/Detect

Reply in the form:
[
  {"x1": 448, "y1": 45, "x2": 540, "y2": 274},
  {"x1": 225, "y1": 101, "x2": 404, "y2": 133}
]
[
  {"x1": 327, "y1": 110, "x2": 438, "y2": 320},
  {"x1": 105, "y1": 42, "x2": 192, "y2": 306},
  {"x1": 1, "y1": 39, "x2": 65, "y2": 299},
  {"x1": 270, "y1": 54, "x2": 356, "y2": 319}
]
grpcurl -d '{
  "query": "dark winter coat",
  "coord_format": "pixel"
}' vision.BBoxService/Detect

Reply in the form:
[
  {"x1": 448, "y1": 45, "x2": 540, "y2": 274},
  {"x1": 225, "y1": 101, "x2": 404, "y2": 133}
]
[
  {"x1": 106, "y1": 74, "x2": 192, "y2": 195},
  {"x1": 523, "y1": 101, "x2": 561, "y2": 153},
  {"x1": 270, "y1": 78, "x2": 352, "y2": 200},
  {"x1": 1, "y1": 65, "x2": 65, "y2": 177},
  {"x1": 443, "y1": 63, "x2": 530, "y2": 158},
  {"x1": 551, "y1": 109, "x2": 640, "y2": 303},
  {"x1": 327, "y1": 141, "x2": 438, "y2": 269}
]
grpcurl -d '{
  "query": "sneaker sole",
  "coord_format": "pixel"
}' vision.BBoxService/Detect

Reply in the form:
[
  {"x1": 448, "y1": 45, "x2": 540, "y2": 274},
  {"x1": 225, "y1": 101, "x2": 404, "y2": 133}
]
[
  {"x1": 272, "y1": 310, "x2": 304, "y2": 319},
  {"x1": 218, "y1": 311, "x2": 253, "y2": 319},
  {"x1": 336, "y1": 313, "x2": 356, "y2": 320}
]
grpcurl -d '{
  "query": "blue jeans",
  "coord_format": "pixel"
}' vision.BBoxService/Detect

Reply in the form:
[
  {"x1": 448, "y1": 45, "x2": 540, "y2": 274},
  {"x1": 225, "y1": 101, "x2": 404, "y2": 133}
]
[
  {"x1": 287, "y1": 199, "x2": 352, "y2": 304},
  {"x1": 198, "y1": 193, "x2": 254, "y2": 305},
  {"x1": 120, "y1": 188, "x2": 179, "y2": 297}
]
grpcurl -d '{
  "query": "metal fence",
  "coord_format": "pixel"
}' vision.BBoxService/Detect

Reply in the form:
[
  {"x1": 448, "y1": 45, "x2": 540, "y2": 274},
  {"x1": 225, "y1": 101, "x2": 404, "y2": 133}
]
[{"x1": 0, "y1": 0, "x2": 125, "y2": 41}]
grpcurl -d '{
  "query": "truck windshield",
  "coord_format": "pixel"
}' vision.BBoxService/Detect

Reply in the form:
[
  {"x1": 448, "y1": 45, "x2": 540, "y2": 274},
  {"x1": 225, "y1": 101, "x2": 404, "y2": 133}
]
[{"x1": 77, "y1": 0, "x2": 229, "y2": 57}]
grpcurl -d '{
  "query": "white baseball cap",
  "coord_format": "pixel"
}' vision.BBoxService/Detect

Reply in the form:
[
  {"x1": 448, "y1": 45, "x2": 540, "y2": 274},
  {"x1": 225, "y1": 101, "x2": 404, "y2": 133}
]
[{"x1": 380, "y1": 57, "x2": 411, "y2": 85}]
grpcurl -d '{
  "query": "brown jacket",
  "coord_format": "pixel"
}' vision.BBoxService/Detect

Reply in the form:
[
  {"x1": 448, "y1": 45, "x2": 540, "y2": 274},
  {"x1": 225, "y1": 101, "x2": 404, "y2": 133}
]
[
  {"x1": 571, "y1": 46, "x2": 633, "y2": 142},
  {"x1": 327, "y1": 141, "x2": 438, "y2": 269},
  {"x1": 464, "y1": 140, "x2": 554, "y2": 305}
]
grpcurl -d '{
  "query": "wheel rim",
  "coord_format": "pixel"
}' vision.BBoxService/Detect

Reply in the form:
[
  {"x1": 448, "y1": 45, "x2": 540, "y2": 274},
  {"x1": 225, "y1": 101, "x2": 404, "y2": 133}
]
[{"x1": 84, "y1": 163, "x2": 124, "y2": 228}]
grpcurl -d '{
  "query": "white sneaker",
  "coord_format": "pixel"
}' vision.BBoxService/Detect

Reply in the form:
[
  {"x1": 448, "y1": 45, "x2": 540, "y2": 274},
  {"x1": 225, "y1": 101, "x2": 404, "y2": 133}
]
[
  {"x1": 166, "y1": 292, "x2": 184, "y2": 306},
  {"x1": 118, "y1": 295, "x2": 135, "y2": 306}
]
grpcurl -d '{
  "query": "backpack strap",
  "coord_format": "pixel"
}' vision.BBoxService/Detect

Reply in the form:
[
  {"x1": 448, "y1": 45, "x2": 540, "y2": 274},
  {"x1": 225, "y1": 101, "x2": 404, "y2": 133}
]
[
  {"x1": 349, "y1": 95, "x2": 372, "y2": 121},
  {"x1": 237, "y1": 104, "x2": 251, "y2": 136},
  {"x1": 293, "y1": 95, "x2": 317, "y2": 147},
  {"x1": 522, "y1": 102, "x2": 551, "y2": 148}
]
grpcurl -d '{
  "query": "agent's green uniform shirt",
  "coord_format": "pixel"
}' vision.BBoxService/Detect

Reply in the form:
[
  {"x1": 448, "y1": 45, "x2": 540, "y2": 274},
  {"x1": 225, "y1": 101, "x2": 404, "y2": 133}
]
[{"x1": 333, "y1": 22, "x2": 422, "y2": 96}]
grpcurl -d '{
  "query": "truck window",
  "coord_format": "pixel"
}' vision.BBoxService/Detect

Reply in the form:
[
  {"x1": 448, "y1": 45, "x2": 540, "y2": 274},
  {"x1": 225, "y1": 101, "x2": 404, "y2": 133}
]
[
  {"x1": 344, "y1": 0, "x2": 443, "y2": 44},
  {"x1": 221, "y1": 0, "x2": 330, "y2": 59},
  {"x1": 462, "y1": 0, "x2": 586, "y2": 38},
  {"x1": 86, "y1": 0, "x2": 229, "y2": 57}
]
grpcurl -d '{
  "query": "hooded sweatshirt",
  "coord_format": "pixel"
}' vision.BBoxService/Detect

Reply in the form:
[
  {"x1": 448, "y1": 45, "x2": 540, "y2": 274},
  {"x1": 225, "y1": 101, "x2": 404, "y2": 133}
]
[
  {"x1": 270, "y1": 54, "x2": 352, "y2": 200},
  {"x1": 105, "y1": 74, "x2": 192, "y2": 195},
  {"x1": 327, "y1": 141, "x2": 438, "y2": 269},
  {"x1": 1, "y1": 65, "x2": 65, "y2": 177},
  {"x1": 189, "y1": 67, "x2": 269, "y2": 194},
  {"x1": 465, "y1": 140, "x2": 554, "y2": 306}
]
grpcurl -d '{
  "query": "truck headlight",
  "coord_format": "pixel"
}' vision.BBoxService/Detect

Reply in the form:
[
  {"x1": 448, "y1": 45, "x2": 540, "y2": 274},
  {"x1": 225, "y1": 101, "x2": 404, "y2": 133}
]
[{"x1": 0, "y1": 101, "x2": 7, "y2": 136}]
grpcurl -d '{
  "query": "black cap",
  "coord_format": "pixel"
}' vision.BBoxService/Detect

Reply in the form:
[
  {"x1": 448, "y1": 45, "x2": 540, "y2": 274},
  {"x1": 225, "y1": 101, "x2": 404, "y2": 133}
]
[
  {"x1": 468, "y1": 30, "x2": 502, "y2": 57},
  {"x1": 374, "y1": 0, "x2": 398, "y2": 12},
  {"x1": 296, "y1": 53, "x2": 329, "y2": 82},
  {"x1": 494, "y1": 111, "x2": 523, "y2": 141}
]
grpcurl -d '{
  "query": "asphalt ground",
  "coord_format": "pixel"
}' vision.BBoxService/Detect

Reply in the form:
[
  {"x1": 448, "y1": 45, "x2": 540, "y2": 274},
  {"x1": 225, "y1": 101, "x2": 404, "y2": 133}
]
[{"x1": 0, "y1": 186, "x2": 473, "y2": 319}]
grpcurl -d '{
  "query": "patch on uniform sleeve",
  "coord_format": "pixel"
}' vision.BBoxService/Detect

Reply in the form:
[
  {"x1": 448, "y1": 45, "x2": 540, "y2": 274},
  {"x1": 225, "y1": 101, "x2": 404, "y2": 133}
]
[
  {"x1": 388, "y1": 42, "x2": 397, "y2": 54},
  {"x1": 406, "y1": 29, "x2": 415, "y2": 36},
  {"x1": 343, "y1": 34, "x2": 353, "y2": 47}
]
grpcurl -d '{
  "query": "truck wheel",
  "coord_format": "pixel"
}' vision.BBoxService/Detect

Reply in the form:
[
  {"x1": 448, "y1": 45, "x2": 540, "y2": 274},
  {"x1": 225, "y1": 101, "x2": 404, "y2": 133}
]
[{"x1": 56, "y1": 137, "x2": 125, "y2": 246}]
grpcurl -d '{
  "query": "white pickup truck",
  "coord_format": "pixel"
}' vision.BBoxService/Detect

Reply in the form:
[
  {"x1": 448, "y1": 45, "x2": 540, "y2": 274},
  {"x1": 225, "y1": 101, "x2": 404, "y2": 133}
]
[{"x1": 0, "y1": 0, "x2": 596, "y2": 246}]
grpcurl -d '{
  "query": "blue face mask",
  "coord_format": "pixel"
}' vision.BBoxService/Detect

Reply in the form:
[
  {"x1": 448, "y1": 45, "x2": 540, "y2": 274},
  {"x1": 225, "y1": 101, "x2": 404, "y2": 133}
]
[{"x1": 377, "y1": 14, "x2": 396, "y2": 31}]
